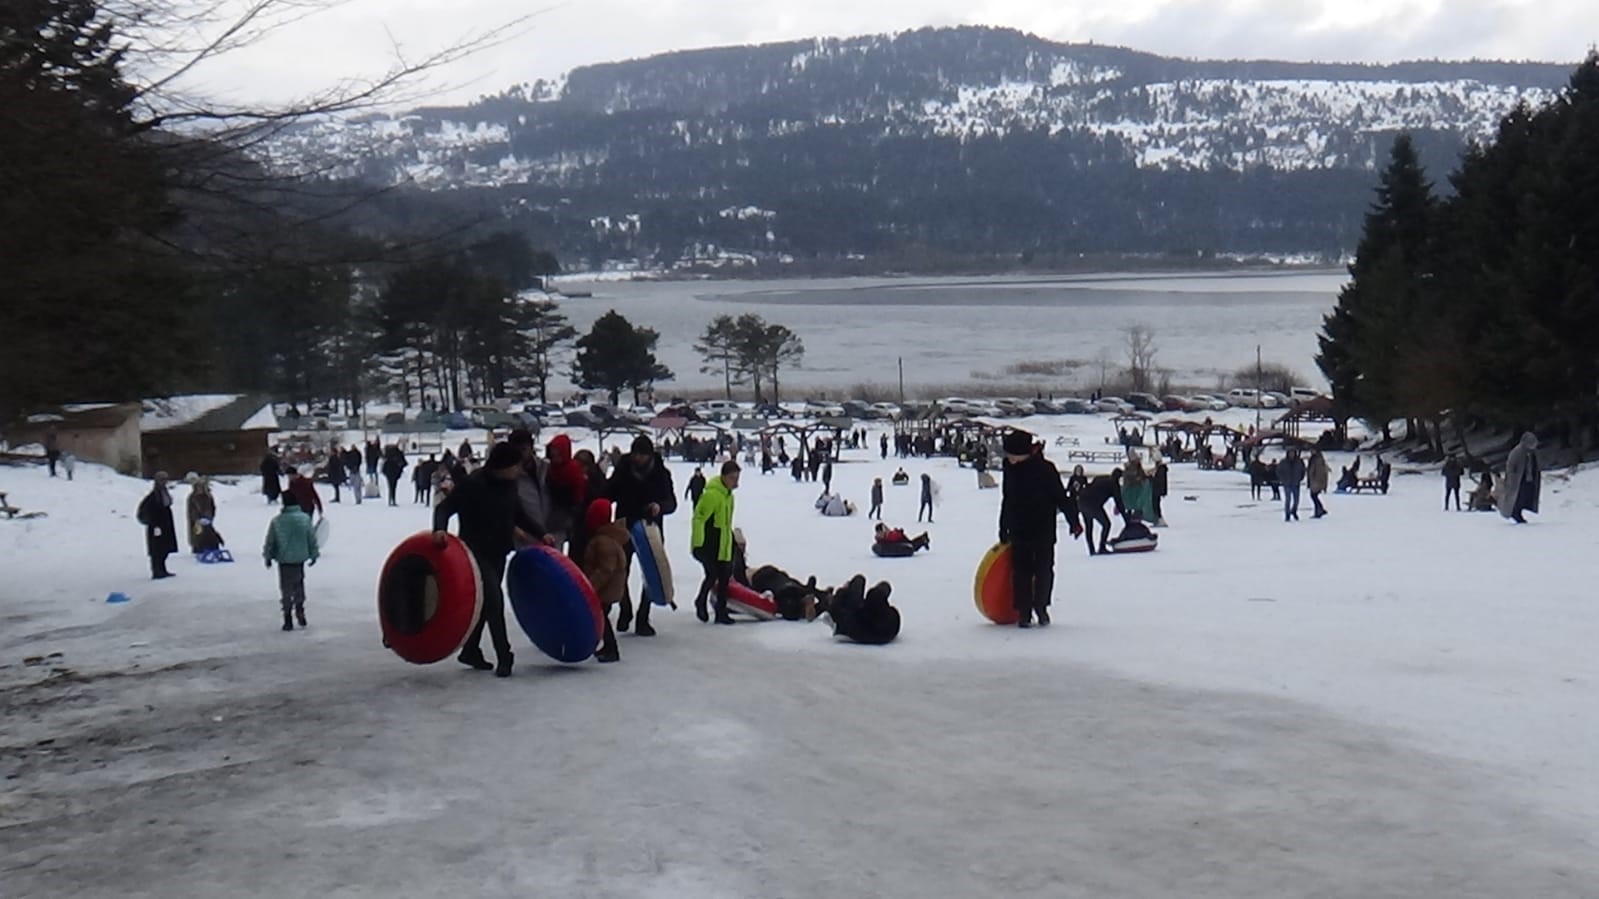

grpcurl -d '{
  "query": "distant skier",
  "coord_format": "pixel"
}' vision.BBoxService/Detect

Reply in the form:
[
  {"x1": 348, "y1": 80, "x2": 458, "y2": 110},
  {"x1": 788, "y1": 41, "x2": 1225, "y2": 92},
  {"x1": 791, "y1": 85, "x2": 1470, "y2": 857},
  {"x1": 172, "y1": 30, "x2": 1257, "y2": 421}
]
[
  {"x1": 263, "y1": 492, "x2": 319, "y2": 631},
  {"x1": 137, "y1": 471, "x2": 178, "y2": 579}
]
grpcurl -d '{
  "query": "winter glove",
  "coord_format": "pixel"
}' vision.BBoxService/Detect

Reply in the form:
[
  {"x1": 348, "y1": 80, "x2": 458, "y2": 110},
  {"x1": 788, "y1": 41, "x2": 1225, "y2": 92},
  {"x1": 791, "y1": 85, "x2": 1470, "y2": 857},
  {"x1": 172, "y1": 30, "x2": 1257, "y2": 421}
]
[
  {"x1": 264, "y1": 559, "x2": 272, "y2": 568},
  {"x1": 309, "y1": 558, "x2": 317, "y2": 567}
]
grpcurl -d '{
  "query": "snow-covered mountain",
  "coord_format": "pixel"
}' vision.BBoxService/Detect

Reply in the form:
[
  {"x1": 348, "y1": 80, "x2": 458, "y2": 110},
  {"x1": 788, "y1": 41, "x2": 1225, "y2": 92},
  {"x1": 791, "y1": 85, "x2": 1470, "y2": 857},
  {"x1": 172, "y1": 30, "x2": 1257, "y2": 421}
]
[{"x1": 269, "y1": 27, "x2": 1575, "y2": 267}]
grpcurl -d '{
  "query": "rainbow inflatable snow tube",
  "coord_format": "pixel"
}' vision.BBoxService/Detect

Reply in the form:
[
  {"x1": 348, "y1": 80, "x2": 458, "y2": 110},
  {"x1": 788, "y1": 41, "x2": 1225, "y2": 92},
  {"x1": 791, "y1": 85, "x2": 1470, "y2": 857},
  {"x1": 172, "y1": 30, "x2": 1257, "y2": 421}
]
[
  {"x1": 507, "y1": 545, "x2": 605, "y2": 663},
  {"x1": 972, "y1": 543, "x2": 1019, "y2": 625},
  {"x1": 629, "y1": 521, "x2": 674, "y2": 607},
  {"x1": 725, "y1": 582, "x2": 777, "y2": 620},
  {"x1": 378, "y1": 532, "x2": 484, "y2": 664}
]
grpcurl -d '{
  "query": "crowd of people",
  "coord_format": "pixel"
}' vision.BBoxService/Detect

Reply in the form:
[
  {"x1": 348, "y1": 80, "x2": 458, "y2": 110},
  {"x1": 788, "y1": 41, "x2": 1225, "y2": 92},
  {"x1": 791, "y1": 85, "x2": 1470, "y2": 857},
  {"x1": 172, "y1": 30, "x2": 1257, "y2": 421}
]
[{"x1": 118, "y1": 408, "x2": 1549, "y2": 658}]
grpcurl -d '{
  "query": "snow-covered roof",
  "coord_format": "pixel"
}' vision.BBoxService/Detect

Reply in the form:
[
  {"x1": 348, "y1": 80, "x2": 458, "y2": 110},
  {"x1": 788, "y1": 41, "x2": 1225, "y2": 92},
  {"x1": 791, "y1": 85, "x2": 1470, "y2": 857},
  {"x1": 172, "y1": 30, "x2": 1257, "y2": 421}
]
[{"x1": 142, "y1": 394, "x2": 278, "y2": 432}]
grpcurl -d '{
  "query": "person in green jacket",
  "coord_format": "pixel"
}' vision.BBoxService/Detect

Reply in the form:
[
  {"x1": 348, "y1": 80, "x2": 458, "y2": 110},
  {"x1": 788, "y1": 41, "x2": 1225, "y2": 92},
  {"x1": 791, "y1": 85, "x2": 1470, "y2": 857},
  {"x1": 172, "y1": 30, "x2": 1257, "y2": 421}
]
[
  {"x1": 691, "y1": 460, "x2": 742, "y2": 625},
  {"x1": 264, "y1": 492, "x2": 319, "y2": 631}
]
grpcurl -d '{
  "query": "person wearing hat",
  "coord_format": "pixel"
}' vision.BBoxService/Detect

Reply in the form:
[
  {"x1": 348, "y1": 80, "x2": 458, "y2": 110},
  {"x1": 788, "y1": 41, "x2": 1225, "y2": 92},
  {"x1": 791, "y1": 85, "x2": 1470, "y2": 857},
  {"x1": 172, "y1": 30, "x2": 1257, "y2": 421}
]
[
  {"x1": 997, "y1": 430, "x2": 1081, "y2": 628},
  {"x1": 605, "y1": 434, "x2": 678, "y2": 636},
  {"x1": 137, "y1": 471, "x2": 179, "y2": 579},
  {"x1": 433, "y1": 442, "x2": 551, "y2": 677},
  {"x1": 580, "y1": 498, "x2": 629, "y2": 662},
  {"x1": 690, "y1": 460, "x2": 742, "y2": 624}
]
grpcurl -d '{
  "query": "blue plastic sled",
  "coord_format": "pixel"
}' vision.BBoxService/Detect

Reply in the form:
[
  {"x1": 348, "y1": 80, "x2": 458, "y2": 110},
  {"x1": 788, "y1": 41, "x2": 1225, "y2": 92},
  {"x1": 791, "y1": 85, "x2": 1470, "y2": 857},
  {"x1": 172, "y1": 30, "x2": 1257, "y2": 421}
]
[
  {"x1": 629, "y1": 521, "x2": 675, "y2": 607},
  {"x1": 197, "y1": 549, "x2": 235, "y2": 564},
  {"x1": 507, "y1": 545, "x2": 604, "y2": 664}
]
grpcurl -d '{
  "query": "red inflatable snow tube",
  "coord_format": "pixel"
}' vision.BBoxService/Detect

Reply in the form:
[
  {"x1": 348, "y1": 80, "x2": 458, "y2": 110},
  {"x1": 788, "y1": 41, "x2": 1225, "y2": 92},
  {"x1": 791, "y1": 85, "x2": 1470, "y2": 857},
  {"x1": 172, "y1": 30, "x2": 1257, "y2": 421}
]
[{"x1": 378, "y1": 532, "x2": 484, "y2": 664}]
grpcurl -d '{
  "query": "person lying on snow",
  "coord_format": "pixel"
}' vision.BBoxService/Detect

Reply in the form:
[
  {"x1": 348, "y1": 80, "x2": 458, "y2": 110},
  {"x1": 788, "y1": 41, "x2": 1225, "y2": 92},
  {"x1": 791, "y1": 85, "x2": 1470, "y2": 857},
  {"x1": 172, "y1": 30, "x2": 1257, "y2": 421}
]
[
  {"x1": 749, "y1": 563, "x2": 833, "y2": 621},
  {"x1": 827, "y1": 574, "x2": 901, "y2": 645},
  {"x1": 873, "y1": 522, "x2": 930, "y2": 553},
  {"x1": 891, "y1": 468, "x2": 910, "y2": 486}
]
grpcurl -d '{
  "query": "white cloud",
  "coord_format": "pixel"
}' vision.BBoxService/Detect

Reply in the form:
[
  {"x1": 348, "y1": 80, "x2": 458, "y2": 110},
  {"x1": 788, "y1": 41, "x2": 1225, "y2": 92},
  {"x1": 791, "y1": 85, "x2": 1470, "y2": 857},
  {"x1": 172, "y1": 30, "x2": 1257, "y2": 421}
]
[{"x1": 165, "y1": 0, "x2": 1598, "y2": 108}]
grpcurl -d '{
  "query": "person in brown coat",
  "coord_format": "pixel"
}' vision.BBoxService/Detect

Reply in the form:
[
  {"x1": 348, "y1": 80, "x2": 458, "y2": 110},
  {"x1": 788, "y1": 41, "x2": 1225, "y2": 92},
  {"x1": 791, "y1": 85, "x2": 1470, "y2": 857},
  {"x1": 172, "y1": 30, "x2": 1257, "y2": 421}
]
[
  {"x1": 186, "y1": 478, "x2": 217, "y2": 552},
  {"x1": 580, "y1": 498, "x2": 629, "y2": 663},
  {"x1": 1307, "y1": 450, "x2": 1330, "y2": 519}
]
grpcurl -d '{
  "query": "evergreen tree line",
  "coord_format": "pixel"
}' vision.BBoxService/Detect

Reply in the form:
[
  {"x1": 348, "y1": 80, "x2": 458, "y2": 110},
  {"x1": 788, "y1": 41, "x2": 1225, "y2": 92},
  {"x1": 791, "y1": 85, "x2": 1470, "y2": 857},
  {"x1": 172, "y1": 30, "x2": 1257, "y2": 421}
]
[
  {"x1": 1317, "y1": 54, "x2": 1599, "y2": 454},
  {"x1": 694, "y1": 315, "x2": 805, "y2": 403},
  {"x1": 0, "y1": 0, "x2": 537, "y2": 425}
]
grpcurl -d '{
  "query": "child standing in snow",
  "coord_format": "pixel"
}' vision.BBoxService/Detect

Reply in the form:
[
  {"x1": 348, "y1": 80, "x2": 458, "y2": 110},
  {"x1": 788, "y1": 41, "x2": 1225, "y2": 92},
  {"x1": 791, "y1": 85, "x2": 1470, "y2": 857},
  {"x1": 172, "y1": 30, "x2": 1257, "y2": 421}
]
[{"x1": 263, "y1": 493, "x2": 319, "y2": 631}]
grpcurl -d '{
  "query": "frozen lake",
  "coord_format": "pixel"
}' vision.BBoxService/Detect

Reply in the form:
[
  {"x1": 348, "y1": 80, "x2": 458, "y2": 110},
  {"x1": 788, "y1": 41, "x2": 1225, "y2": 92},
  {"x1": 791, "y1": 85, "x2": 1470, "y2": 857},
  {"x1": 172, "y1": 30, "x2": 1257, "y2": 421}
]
[{"x1": 554, "y1": 270, "x2": 1347, "y2": 398}]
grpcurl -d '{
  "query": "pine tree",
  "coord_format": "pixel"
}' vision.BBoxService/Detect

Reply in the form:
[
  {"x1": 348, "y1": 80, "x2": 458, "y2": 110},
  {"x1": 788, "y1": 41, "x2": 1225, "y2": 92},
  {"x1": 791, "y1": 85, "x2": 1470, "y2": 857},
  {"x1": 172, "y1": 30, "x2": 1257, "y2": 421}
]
[
  {"x1": 514, "y1": 297, "x2": 577, "y2": 403},
  {"x1": 695, "y1": 315, "x2": 745, "y2": 400},
  {"x1": 1315, "y1": 133, "x2": 1435, "y2": 436},
  {"x1": 573, "y1": 311, "x2": 673, "y2": 406}
]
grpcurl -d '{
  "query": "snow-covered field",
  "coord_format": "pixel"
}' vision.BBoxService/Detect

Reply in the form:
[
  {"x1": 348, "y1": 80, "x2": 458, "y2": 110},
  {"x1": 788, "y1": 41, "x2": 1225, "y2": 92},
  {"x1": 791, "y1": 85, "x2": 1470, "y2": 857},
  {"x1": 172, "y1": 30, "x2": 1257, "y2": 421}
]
[{"x1": 2, "y1": 412, "x2": 1595, "y2": 897}]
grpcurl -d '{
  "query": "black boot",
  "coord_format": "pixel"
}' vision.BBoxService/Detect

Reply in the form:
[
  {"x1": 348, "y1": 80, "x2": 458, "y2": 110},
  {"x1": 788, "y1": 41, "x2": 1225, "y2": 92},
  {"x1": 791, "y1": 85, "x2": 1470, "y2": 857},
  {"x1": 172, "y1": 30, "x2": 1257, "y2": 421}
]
[
  {"x1": 694, "y1": 592, "x2": 709, "y2": 623},
  {"x1": 1037, "y1": 607, "x2": 1051, "y2": 627},
  {"x1": 457, "y1": 649, "x2": 493, "y2": 670},
  {"x1": 634, "y1": 602, "x2": 656, "y2": 637},
  {"x1": 295, "y1": 606, "x2": 307, "y2": 627},
  {"x1": 494, "y1": 651, "x2": 514, "y2": 678},
  {"x1": 282, "y1": 611, "x2": 294, "y2": 632},
  {"x1": 616, "y1": 597, "x2": 633, "y2": 633}
]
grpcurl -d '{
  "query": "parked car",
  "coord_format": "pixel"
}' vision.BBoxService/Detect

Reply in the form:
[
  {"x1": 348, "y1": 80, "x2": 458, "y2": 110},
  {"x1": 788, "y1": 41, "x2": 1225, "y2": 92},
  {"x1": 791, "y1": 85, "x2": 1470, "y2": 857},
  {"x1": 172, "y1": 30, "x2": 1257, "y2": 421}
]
[
  {"x1": 695, "y1": 399, "x2": 741, "y2": 420},
  {"x1": 993, "y1": 398, "x2": 1034, "y2": 417},
  {"x1": 563, "y1": 409, "x2": 601, "y2": 429},
  {"x1": 1226, "y1": 388, "x2": 1268, "y2": 408},
  {"x1": 750, "y1": 403, "x2": 785, "y2": 419},
  {"x1": 1056, "y1": 398, "x2": 1094, "y2": 414},
  {"x1": 841, "y1": 400, "x2": 878, "y2": 420},
  {"x1": 1126, "y1": 393, "x2": 1163, "y2": 413},
  {"x1": 445, "y1": 411, "x2": 473, "y2": 430},
  {"x1": 1095, "y1": 396, "x2": 1134, "y2": 414},
  {"x1": 1288, "y1": 387, "x2": 1323, "y2": 407},
  {"x1": 870, "y1": 402, "x2": 903, "y2": 419},
  {"x1": 1189, "y1": 395, "x2": 1229, "y2": 412},
  {"x1": 1032, "y1": 399, "x2": 1062, "y2": 415},
  {"x1": 1263, "y1": 391, "x2": 1289, "y2": 409},
  {"x1": 628, "y1": 404, "x2": 657, "y2": 420}
]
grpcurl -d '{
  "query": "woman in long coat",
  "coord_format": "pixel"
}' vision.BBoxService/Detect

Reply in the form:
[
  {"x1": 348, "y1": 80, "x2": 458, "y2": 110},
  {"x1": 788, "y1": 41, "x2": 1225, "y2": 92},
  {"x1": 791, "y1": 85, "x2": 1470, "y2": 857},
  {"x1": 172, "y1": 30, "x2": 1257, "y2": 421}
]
[
  {"x1": 260, "y1": 451, "x2": 282, "y2": 503},
  {"x1": 138, "y1": 472, "x2": 179, "y2": 578},
  {"x1": 1498, "y1": 432, "x2": 1541, "y2": 523}
]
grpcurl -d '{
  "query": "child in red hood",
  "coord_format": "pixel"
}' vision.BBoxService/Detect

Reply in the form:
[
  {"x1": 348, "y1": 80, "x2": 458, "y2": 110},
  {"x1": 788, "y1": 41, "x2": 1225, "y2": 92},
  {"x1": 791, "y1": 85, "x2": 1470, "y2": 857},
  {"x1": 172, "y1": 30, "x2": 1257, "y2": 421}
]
[
  {"x1": 545, "y1": 434, "x2": 588, "y2": 548},
  {"x1": 580, "y1": 498, "x2": 629, "y2": 663}
]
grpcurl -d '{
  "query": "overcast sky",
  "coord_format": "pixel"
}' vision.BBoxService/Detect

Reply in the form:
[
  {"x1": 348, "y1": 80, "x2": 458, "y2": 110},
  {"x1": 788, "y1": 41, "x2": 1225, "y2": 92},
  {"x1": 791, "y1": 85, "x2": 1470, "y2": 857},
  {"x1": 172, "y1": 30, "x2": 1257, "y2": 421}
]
[{"x1": 191, "y1": 0, "x2": 1597, "y2": 108}]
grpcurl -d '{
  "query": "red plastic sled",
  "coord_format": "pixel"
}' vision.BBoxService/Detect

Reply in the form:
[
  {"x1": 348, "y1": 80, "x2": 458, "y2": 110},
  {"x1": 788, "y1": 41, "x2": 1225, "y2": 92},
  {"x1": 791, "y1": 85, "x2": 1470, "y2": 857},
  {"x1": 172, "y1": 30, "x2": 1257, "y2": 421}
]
[{"x1": 725, "y1": 582, "x2": 777, "y2": 620}]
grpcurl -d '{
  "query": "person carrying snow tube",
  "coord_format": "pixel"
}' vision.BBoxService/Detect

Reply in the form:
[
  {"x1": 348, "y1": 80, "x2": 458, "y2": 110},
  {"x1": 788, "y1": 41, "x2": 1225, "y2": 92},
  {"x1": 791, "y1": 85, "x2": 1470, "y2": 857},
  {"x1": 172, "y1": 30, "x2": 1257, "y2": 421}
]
[
  {"x1": 997, "y1": 429, "x2": 1081, "y2": 628},
  {"x1": 871, "y1": 522, "x2": 929, "y2": 556}
]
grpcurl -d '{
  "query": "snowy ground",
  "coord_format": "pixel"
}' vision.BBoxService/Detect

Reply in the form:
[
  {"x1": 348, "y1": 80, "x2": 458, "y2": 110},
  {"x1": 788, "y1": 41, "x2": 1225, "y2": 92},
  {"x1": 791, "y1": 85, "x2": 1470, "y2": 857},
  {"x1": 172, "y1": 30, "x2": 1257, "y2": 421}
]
[{"x1": 2, "y1": 413, "x2": 1595, "y2": 897}]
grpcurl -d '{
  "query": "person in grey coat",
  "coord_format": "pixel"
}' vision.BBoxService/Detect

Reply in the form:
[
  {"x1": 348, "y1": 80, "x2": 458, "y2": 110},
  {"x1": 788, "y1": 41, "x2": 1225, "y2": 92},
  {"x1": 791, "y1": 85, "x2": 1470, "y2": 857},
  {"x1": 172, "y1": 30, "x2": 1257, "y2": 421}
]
[
  {"x1": 1498, "y1": 432, "x2": 1541, "y2": 524},
  {"x1": 1278, "y1": 448, "x2": 1307, "y2": 522}
]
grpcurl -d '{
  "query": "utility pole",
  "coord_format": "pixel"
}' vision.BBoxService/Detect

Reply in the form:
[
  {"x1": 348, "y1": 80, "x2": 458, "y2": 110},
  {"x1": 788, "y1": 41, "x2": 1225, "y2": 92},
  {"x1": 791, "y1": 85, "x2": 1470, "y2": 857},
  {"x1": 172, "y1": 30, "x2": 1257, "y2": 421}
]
[
  {"x1": 898, "y1": 357, "x2": 905, "y2": 404},
  {"x1": 1255, "y1": 344, "x2": 1263, "y2": 435}
]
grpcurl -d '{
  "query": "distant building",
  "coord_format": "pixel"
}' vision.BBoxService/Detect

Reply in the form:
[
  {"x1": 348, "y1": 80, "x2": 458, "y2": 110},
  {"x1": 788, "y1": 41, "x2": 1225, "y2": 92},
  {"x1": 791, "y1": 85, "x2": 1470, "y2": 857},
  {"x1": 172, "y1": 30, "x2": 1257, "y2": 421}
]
[
  {"x1": 8, "y1": 403, "x2": 144, "y2": 474},
  {"x1": 139, "y1": 394, "x2": 277, "y2": 478}
]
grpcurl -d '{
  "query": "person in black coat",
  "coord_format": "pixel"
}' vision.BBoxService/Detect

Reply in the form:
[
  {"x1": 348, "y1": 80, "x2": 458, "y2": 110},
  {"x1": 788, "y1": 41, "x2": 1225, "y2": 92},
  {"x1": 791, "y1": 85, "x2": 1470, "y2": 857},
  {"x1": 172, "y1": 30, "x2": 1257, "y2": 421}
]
[
  {"x1": 382, "y1": 445, "x2": 407, "y2": 507},
  {"x1": 685, "y1": 467, "x2": 707, "y2": 505},
  {"x1": 828, "y1": 575, "x2": 901, "y2": 645},
  {"x1": 364, "y1": 440, "x2": 381, "y2": 485},
  {"x1": 342, "y1": 445, "x2": 365, "y2": 504},
  {"x1": 997, "y1": 430, "x2": 1081, "y2": 628},
  {"x1": 261, "y1": 451, "x2": 282, "y2": 503},
  {"x1": 326, "y1": 448, "x2": 347, "y2": 502},
  {"x1": 605, "y1": 435, "x2": 678, "y2": 636},
  {"x1": 137, "y1": 471, "x2": 179, "y2": 579},
  {"x1": 433, "y1": 443, "x2": 549, "y2": 678},
  {"x1": 1077, "y1": 470, "x2": 1126, "y2": 556}
]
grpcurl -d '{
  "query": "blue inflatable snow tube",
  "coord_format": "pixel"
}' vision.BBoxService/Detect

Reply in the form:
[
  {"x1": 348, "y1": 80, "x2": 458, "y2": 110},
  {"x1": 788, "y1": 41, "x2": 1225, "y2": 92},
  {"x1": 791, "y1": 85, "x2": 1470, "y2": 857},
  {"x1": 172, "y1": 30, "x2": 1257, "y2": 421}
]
[{"x1": 507, "y1": 545, "x2": 604, "y2": 663}]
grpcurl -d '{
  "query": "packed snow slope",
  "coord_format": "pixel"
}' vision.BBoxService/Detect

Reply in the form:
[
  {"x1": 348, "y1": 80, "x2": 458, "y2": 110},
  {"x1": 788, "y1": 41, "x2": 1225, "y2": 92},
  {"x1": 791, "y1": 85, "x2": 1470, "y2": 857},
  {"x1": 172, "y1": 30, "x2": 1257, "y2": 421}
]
[{"x1": 2, "y1": 413, "x2": 1595, "y2": 898}]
